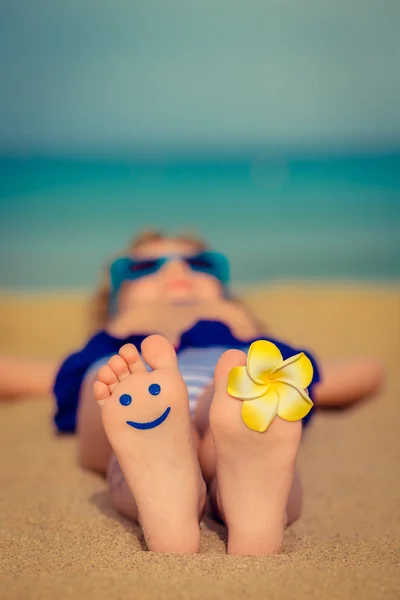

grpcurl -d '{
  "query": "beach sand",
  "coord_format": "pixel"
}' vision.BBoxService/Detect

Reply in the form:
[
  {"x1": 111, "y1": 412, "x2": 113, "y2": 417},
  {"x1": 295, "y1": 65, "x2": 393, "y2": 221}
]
[{"x1": 0, "y1": 283, "x2": 399, "y2": 599}]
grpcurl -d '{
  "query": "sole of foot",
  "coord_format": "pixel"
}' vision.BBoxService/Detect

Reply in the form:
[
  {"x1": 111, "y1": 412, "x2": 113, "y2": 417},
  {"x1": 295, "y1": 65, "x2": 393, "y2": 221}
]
[
  {"x1": 209, "y1": 349, "x2": 302, "y2": 556},
  {"x1": 94, "y1": 335, "x2": 206, "y2": 553}
]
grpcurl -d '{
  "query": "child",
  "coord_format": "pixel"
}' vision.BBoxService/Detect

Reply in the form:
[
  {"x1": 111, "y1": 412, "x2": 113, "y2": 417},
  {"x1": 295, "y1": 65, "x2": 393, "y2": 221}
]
[{"x1": 0, "y1": 231, "x2": 383, "y2": 555}]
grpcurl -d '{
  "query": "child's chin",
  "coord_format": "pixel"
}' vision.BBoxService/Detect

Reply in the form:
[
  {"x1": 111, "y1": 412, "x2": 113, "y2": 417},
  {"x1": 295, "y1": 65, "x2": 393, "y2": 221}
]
[
  {"x1": 169, "y1": 297, "x2": 198, "y2": 306},
  {"x1": 166, "y1": 291, "x2": 198, "y2": 305}
]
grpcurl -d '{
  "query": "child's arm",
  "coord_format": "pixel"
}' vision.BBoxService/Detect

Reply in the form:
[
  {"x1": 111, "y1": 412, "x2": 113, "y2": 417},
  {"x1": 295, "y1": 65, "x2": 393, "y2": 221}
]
[
  {"x1": 0, "y1": 355, "x2": 59, "y2": 399},
  {"x1": 312, "y1": 357, "x2": 384, "y2": 407}
]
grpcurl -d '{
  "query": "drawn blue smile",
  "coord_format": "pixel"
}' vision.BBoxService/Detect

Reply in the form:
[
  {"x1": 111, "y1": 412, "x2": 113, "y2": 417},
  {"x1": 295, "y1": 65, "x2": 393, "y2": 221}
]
[
  {"x1": 120, "y1": 386, "x2": 169, "y2": 430},
  {"x1": 126, "y1": 406, "x2": 171, "y2": 430}
]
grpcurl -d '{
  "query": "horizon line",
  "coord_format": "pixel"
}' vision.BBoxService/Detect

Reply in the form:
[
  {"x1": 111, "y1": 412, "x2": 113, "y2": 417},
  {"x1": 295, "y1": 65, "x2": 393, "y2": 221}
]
[{"x1": 0, "y1": 145, "x2": 399, "y2": 163}]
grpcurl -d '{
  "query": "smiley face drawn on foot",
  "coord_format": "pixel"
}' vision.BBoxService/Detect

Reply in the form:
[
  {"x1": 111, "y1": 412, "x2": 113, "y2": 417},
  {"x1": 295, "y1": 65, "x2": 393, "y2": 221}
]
[{"x1": 119, "y1": 384, "x2": 171, "y2": 430}]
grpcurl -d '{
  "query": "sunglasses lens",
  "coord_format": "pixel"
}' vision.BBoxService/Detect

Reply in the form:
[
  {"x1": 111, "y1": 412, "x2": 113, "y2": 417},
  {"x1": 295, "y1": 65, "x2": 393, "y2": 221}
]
[
  {"x1": 186, "y1": 256, "x2": 215, "y2": 272},
  {"x1": 129, "y1": 259, "x2": 159, "y2": 274}
]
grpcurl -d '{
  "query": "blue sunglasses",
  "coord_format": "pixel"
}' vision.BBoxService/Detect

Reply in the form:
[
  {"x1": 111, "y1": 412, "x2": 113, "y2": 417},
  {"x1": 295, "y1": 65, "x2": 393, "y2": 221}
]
[{"x1": 109, "y1": 251, "x2": 230, "y2": 315}]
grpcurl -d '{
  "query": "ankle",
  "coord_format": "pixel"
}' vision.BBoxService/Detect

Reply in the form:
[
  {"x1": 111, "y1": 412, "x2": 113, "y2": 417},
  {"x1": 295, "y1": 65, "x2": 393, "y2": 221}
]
[{"x1": 227, "y1": 527, "x2": 284, "y2": 556}]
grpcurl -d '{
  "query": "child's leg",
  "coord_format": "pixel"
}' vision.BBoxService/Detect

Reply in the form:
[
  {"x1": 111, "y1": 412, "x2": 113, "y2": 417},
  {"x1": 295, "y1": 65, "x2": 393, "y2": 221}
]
[
  {"x1": 199, "y1": 349, "x2": 302, "y2": 556},
  {"x1": 94, "y1": 336, "x2": 206, "y2": 553},
  {"x1": 0, "y1": 355, "x2": 58, "y2": 398},
  {"x1": 314, "y1": 357, "x2": 384, "y2": 407}
]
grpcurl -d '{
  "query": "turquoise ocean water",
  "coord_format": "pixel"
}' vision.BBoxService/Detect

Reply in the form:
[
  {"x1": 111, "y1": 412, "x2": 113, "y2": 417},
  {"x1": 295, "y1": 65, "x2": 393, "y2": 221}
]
[{"x1": 0, "y1": 153, "x2": 399, "y2": 291}]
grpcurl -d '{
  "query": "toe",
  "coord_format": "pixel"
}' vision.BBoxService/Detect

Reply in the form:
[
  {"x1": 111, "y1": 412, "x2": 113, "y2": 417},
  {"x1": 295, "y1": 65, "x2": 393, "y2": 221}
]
[
  {"x1": 97, "y1": 364, "x2": 119, "y2": 392},
  {"x1": 119, "y1": 343, "x2": 146, "y2": 374},
  {"x1": 94, "y1": 380, "x2": 110, "y2": 406},
  {"x1": 108, "y1": 354, "x2": 131, "y2": 381},
  {"x1": 214, "y1": 349, "x2": 247, "y2": 394},
  {"x1": 141, "y1": 334, "x2": 178, "y2": 370}
]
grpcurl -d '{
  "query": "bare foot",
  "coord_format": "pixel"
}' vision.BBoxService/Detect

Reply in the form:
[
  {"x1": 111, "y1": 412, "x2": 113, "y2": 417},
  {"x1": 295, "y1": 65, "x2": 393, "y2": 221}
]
[
  {"x1": 94, "y1": 335, "x2": 206, "y2": 553},
  {"x1": 209, "y1": 350, "x2": 302, "y2": 556}
]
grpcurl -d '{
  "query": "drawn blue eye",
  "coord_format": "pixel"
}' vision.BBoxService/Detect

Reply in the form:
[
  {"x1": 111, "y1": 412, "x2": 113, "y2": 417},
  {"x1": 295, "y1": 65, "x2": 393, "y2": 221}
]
[
  {"x1": 148, "y1": 383, "x2": 161, "y2": 396},
  {"x1": 119, "y1": 394, "x2": 132, "y2": 406}
]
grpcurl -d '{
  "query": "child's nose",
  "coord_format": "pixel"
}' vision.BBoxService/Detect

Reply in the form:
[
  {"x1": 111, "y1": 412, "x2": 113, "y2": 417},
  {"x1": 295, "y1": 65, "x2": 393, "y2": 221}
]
[{"x1": 162, "y1": 258, "x2": 190, "y2": 279}]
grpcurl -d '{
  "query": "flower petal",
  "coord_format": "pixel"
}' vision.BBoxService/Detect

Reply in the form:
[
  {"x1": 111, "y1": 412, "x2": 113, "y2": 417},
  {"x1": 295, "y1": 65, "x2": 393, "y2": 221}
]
[
  {"x1": 247, "y1": 340, "x2": 283, "y2": 384},
  {"x1": 274, "y1": 379, "x2": 313, "y2": 421},
  {"x1": 227, "y1": 366, "x2": 268, "y2": 399},
  {"x1": 270, "y1": 352, "x2": 313, "y2": 389},
  {"x1": 241, "y1": 387, "x2": 279, "y2": 432}
]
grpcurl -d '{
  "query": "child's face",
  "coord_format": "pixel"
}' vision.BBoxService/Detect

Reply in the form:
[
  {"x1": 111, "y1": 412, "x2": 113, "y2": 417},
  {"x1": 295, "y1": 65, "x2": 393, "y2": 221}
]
[{"x1": 118, "y1": 239, "x2": 225, "y2": 308}]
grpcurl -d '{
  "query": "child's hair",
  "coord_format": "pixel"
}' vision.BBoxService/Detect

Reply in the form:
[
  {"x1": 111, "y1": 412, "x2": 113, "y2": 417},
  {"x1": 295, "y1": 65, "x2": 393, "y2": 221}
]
[{"x1": 90, "y1": 230, "x2": 209, "y2": 331}]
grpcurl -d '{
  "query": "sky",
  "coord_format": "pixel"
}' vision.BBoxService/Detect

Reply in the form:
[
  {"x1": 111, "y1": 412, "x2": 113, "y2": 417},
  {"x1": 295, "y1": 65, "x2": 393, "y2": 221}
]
[{"x1": 0, "y1": 0, "x2": 399, "y2": 154}]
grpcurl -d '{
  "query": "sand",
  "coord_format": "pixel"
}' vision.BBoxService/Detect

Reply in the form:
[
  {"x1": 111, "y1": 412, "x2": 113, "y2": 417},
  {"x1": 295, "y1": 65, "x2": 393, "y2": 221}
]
[{"x1": 0, "y1": 283, "x2": 399, "y2": 599}]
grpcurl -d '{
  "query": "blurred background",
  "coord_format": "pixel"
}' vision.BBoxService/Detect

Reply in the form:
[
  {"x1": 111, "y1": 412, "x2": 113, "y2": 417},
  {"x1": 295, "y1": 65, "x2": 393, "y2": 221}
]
[{"x1": 0, "y1": 0, "x2": 399, "y2": 291}]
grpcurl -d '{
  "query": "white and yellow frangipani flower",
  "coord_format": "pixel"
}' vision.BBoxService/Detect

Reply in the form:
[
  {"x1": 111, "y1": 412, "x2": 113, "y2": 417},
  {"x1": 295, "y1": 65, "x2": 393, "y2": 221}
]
[{"x1": 227, "y1": 340, "x2": 314, "y2": 432}]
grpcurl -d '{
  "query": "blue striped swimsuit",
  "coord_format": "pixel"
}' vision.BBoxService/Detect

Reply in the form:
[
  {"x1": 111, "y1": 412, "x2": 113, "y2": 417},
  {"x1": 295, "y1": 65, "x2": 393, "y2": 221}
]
[{"x1": 177, "y1": 346, "x2": 237, "y2": 414}]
